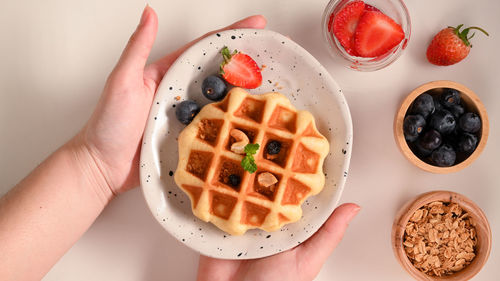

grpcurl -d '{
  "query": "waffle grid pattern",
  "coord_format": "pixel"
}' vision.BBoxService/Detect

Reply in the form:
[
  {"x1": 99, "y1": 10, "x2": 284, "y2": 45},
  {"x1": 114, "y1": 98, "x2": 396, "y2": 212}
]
[{"x1": 174, "y1": 88, "x2": 329, "y2": 235}]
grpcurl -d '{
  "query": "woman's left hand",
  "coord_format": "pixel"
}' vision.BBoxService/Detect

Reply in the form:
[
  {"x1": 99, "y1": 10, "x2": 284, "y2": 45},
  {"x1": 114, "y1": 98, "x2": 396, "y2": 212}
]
[{"x1": 76, "y1": 6, "x2": 267, "y2": 196}]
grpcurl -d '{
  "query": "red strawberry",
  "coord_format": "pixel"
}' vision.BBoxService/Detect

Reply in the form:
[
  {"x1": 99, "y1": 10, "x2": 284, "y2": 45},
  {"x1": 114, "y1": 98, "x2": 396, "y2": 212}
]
[
  {"x1": 327, "y1": 12, "x2": 334, "y2": 32},
  {"x1": 364, "y1": 4, "x2": 380, "y2": 12},
  {"x1": 353, "y1": 11, "x2": 405, "y2": 57},
  {"x1": 220, "y1": 46, "x2": 262, "y2": 89},
  {"x1": 426, "y1": 24, "x2": 489, "y2": 66},
  {"x1": 332, "y1": 1, "x2": 365, "y2": 56},
  {"x1": 329, "y1": 2, "x2": 379, "y2": 32}
]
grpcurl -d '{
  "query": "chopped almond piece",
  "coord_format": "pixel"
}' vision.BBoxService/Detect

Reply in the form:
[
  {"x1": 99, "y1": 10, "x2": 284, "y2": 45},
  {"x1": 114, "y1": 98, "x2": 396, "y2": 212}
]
[{"x1": 258, "y1": 172, "x2": 278, "y2": 187}]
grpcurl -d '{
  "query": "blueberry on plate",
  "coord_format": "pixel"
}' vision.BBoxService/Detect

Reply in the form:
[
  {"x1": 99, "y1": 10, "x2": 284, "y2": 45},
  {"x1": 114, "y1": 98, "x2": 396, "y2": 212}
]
[
  {"x1": 201, "y1": 75, "x2": 227, "y2": 101},
  {"x1": 410, "y1": 93, "x2": 435, "y2": 118},
  {"x1": 459, "y1": 112, "x2": 481, "y2": 133},
  {"x1": 228, "y1": 174, "x2": 241, "y2": 187},
  {"x1": 403, "y1": 115, "x2": 426, "y2": 142},
  {"x1": 266, "y1": 140, "x2": 281, "y2": 155},
  {"x1": 429, "y1": 110, "x2": 456, "y2": 135},
  {"x1": 431, "y1": 144, "x2": 456, "y2": 167},
  {"x1": 448, "y1": 104, "x2": 465, "y2": 119},
  {"x1": 419, "y1": 129, "x2": 442, "y2": 151},
  {"x1": 457, "y1": 133, "x2": 478, "y2": 154},
  {"x1": 440, "y1": 88, "x2": 461, "y2": 108},
  {"x1": 175, "y1": 100, "x2": 200, "y2": 125}
]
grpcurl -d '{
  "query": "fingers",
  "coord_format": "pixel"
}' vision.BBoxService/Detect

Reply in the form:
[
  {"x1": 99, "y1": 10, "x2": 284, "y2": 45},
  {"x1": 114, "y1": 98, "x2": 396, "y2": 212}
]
[
  {"x1": 145, "y1": 15, "x2": 267, "y2": 87},
  {"x1": 297, "y1": 203, "x2": 360, "y2": 269},
  {"x1": 112, "y1": 5, "x2": 158, "y2": 79},
  {"x1": 225, "y1": 15, "x2": 267, "y2": 30},
  {"x1": 196, "y1": 255, "x2": 240, "y2": 281}
]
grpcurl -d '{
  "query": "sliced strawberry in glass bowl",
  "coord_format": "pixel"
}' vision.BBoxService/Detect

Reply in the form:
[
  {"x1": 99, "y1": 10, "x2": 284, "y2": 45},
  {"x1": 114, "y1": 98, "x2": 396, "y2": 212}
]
[
  {"x1": 353, "y1": 10, "x2": 405, "y2": 58},
  {"x1": 331, "y1": 1, "x2": 365, "y2": 56},
  {"x1": 322, "y1": 0, "x2": 411, "y2": 71}
]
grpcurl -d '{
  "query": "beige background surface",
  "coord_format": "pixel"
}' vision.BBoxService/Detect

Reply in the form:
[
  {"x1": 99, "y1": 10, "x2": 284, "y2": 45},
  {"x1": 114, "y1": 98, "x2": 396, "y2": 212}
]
[{"x1": 1, "y1": 0, "x2": 499, "y2": 280}]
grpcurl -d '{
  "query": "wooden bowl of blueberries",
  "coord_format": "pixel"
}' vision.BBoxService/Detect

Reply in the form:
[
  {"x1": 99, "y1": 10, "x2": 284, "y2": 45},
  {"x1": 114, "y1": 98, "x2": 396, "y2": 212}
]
[{"x1": 394, "y1": 81, "x2": 489, "y2": 173}]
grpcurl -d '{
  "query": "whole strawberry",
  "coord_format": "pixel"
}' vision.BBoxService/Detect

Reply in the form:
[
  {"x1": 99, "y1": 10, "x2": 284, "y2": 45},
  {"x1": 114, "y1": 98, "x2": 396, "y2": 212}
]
[{"x1": 426, "y1": 24, "x2": 488, "y2": 66}]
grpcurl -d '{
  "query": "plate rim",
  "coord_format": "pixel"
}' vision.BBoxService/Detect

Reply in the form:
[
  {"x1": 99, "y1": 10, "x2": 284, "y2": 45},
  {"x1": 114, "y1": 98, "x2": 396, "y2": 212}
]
[{"x1": 139, "y1": 28, "x2": 353, "y2": 259}]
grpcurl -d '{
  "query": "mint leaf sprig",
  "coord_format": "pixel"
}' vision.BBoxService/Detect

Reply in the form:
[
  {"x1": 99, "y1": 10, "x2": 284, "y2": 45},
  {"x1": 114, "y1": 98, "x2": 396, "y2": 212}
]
[{"x1": 241, "y1": 143, "x2": 259, "y2": 174}]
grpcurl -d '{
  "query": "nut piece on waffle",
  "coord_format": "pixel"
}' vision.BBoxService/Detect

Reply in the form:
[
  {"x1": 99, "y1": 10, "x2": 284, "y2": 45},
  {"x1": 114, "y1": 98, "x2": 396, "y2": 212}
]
[{"x1": 174, "y1": 87, "x2": 329, "y2": 235}]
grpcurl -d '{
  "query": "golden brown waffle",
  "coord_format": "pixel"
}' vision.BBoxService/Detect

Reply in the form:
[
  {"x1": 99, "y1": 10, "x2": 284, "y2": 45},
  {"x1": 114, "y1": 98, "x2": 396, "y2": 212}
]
[{"x1": 174, "y1": 87, "x2": 329, "y2": 235}]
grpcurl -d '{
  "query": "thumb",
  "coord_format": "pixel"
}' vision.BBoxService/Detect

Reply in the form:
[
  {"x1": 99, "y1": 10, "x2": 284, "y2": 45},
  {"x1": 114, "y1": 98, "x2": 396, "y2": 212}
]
[
  {"x1": 297, "y1": 203, "x2": 360, "y2": 271},
  {"x1": 113, "y1": 5, "x2": 158, "y2": 78}
]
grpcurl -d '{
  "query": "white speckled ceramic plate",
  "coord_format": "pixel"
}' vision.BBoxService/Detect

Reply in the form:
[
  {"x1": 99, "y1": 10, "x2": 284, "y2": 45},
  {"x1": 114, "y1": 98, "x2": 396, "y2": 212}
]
[{"x1": 140, "y1": 29, "x2": 352, "y2": 259}]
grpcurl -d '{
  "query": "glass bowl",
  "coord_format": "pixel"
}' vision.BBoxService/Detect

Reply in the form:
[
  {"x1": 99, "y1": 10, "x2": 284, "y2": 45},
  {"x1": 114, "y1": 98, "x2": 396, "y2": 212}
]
[{"x1": 322, "y1": 0, "x2": 411, "y2": 71}]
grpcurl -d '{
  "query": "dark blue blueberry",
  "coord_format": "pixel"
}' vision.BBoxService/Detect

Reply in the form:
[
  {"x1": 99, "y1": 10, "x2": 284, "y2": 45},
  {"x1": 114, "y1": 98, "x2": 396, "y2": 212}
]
[
  {"x1": 440, "y1": 88, "x2": 461, "y2": 108},
  {"x1": 419, "y1": 129, "x2": 442, "y2": 151},
  {"x1": 433, "y1": 95, "x2": 443, "y2": 112},
  {"x1": 447, "y1": 126, "x2": 462, "y2": 145},
  {"x1": 457, "y1": 133, "x2": 478, "y2": 154},
  {"x1": 201, "y1": 75, "x2": 227, "y2": 101},
  {"x1": 175, "y1": 100, "x2": 200, "y2": 125},
  {"x1": 429, "y1": 110, "x2": 456, "y2": 135},
  {"x1": 410, "y1": 93, "x2": 435, "y2": 119},
  {"x1": 448, "y1": 104, "x2": 465, "y2": 119},
  {"x1": 459, "y1": 112, "x2": 481, "y2": 133},
  {"x1": 266, "y1": 141, "x2": 281, "y2": 155},
  {"x1": 412, "y1": 141, "x2": 433, "y2": 158},
  {"x1": 228, "y1": 174, "x2": 241, "y2": 187},
  {"x1": 403, "y1": 115, "x2": 426, "y2": 142},
  {"x1": 431, "y1": 144, "x2": 456, "y2": 167}
]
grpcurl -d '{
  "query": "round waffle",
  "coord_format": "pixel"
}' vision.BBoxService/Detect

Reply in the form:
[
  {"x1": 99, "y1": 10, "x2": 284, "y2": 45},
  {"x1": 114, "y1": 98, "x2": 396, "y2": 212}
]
[{"x1": 174, "y1": 87, "x2": 329, "y2": 235}]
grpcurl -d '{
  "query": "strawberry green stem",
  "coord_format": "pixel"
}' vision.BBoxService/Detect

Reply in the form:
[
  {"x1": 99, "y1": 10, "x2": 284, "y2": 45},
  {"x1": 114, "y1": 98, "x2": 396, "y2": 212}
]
[
  {"x1": 465, "y1": 26, "x2": 489, "y2": 37},
  {"x1": 449, "y1": 24, "x2": 489, "y2": 47},
  {"x1": 221, "y1": 46, "x2": 232, "y2": 63},
  {"x1": 220, "y1": 46, "x2": 238, "y2": 75}
]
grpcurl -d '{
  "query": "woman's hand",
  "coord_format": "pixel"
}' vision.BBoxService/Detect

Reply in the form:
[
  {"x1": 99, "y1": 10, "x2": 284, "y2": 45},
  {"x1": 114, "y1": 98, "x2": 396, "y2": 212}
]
[
  {"x1": 197, "y1": 203, "x2": 360, "y2": 281},
  {"x1": 75, "y1": 6, "x2": 267, "y2": 196},
  {"x1": 0, "y1": 8, "x2": 267, "y2": 281}
]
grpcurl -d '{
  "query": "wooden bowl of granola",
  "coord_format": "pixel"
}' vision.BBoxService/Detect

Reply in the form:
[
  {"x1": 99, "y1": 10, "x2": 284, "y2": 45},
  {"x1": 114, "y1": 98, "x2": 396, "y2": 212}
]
[{"x1": 392, "y1": 191, "x2": 491, "y2": 280}]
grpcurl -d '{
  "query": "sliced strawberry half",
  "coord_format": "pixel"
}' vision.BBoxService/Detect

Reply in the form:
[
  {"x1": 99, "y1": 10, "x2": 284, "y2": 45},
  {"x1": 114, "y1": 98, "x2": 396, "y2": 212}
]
[
  {"x1": 220, "y1": 46, "x2": 262, "y2": 89},
  {"x1": 327, "y1": 12, "x2": 335, "y2": 32},
  {"x1": 332, "y1": 1, "x2": 365, "y2": 56},
  {"x1": 353, "y1": 11, "x2": 405, "y2": 57},
  {"x1": 364, "y1": 4, "x2": 380, "y2": 12}
]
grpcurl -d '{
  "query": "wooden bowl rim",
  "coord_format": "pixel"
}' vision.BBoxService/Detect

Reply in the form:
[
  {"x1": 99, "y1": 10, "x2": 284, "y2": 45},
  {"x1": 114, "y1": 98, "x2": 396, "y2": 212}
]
[
  {"x1": 392, "y1": 190, "x2": 492, "y2": 281},
  {"x1": 394, "y1": 80, "x2": 490, "y2": 174}
]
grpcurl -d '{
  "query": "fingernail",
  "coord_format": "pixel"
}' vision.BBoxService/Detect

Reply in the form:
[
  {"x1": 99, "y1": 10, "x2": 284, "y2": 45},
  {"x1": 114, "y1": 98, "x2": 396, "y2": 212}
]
[
  {"x1": 347, "y1": 205, "x2": 361, "y2": 221},
  {"x1": 139, "y1": 4, "x2": 150, "y2": 26}
]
